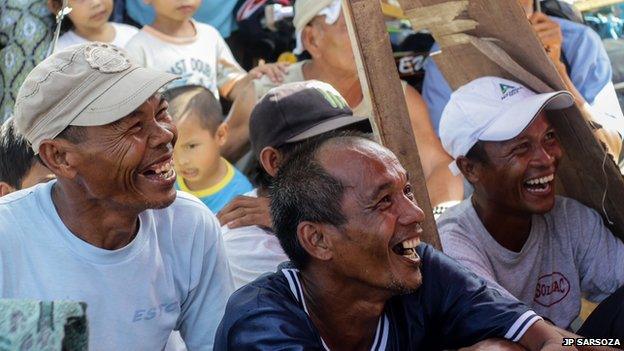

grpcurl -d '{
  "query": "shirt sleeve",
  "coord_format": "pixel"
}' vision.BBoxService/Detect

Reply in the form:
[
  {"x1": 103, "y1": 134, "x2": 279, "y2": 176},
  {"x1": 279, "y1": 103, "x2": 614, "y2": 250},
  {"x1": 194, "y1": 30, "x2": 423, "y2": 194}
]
[
  {"x1": 421, "y1": 45, "x2": 453, "y2": 135},
  {"x1": 568, "y1": 199, "x2": 624, "y2": 302},
  {"x1": 214, "y1": 284, "x2": 321, "y2": 351},
  {"x1": 178, "y1": 211, "x2": 235, "y2": 351},
  {"x1": 418, "y1": 245, "x2": 541, "y2": 349},
  {"x1": 214, "y1": 29, "x2": 246, "y2": 98}
]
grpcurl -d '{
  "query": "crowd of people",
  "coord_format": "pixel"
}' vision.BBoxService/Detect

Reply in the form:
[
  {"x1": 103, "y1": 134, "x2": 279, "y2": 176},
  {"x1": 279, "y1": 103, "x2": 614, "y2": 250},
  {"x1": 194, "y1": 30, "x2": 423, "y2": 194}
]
[{"x1": 1, "y1": 0, "x2": 624, "y2": 349}]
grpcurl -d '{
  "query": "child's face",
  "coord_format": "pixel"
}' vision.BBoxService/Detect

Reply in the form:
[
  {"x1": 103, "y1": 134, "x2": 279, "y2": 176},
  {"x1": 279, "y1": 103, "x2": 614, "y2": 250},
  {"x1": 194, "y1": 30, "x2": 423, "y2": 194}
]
[
  {"x1": 148, "y1": 0, "x2": 201, "y2": 22},
  {"x1": 173, "y1": 114, "x2": 225, "y2": 187},
  {"x1": 65, "y1": 0, "x2": 113, "y2": 31}
]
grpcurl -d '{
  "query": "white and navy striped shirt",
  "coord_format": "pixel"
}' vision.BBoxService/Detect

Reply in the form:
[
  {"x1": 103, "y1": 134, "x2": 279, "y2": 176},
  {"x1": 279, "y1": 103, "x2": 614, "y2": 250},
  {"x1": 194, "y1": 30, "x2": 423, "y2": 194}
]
[{"x1": 215, "y1": 244, "x2": 542, "y2": 350}]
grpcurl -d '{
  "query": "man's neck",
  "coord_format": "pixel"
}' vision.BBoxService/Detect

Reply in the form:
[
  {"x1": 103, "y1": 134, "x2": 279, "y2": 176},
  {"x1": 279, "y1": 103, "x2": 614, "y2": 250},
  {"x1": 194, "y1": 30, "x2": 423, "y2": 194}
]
[
  {"x1": 471, "y1": 196, "x2": 532, "y2": 252},
  {"x1": 303, "y1": 60, "x2": 363, "y2": 108},
  {"x1": 300, "y1": 266, "x2": 388, "y2": 351},
  {"x1": 151, "y1": 17, "x2": 195, "y2": 37},
  {"x1": 74, "y1": 23, "x2": 115, "y2": 43},
  {"x1": 52, "y1": 182, "x2": 140, "y2": 250}
]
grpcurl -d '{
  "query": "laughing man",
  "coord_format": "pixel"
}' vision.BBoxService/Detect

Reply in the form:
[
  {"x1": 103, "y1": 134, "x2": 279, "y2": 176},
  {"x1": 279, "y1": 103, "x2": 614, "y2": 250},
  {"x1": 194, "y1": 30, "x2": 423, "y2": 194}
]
[{"x1": 437, "y1": 76, "x2": 624, "y2": 336}]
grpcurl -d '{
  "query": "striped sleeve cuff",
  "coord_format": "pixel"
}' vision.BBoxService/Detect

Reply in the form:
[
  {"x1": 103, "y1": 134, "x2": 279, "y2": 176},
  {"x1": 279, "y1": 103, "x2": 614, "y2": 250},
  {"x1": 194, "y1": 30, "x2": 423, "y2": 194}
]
[{"x1": 504, "y1": 310, "x2": 543, "y2": 342}]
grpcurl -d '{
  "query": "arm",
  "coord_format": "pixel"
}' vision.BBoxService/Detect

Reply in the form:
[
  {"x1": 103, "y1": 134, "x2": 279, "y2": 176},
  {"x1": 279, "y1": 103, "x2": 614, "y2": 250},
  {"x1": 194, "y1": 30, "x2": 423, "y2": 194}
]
[
  {"x1": 227, "y1": 62, "x2": 289, "y2": 101},
  {"x1": 404, "y1": 85, "x2": 463, "y2": 206},
  {"x1": 421, "y1": 46, "x2": 453, "y2": 134},
  {"x1": 221, "y1": 82, "x2": 257, "y2": 161},
  {"x1": 217, "y1": 195, "x2": 271, "y2": 229}
]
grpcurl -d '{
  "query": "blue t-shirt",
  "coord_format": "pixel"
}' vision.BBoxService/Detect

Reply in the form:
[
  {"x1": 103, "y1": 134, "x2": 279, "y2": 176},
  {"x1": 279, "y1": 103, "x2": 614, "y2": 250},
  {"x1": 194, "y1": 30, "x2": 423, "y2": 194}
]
[
  {"x1": 176, "y1": 161, "x2": 253, "y2": 214},
  {"x1": 423, "y1": 17, "x2": 616, "y2": 135},
  {"x1": 215, "y1": 244, "x2": 541, "y2": 350},
  {"x1": 125, "y1": 0, "x2": 238, "y2": 38}
]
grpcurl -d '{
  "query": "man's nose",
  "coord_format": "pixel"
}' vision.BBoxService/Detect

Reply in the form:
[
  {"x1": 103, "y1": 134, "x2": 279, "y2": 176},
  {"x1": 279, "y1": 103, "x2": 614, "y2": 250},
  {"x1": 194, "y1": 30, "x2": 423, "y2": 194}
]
[
  {"x1": 532, "y1": 144, "x2": 559, "y2": 167},
  {"x1": 149, "y1": 121, "x2": 177, "y2": 149},
  {"x1": 398, "y1": 195, "x2": 426, "y2": 227}
]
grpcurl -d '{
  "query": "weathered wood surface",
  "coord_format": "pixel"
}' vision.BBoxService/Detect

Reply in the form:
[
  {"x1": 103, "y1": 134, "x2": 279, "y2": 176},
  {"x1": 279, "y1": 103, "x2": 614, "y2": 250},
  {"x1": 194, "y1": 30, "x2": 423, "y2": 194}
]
[
  {"x1": 397, "y1": 0, "x2": 624, "y2": 239},
  {"x1": 342, "y1": 0, "x2": 442, "y2": 249}
]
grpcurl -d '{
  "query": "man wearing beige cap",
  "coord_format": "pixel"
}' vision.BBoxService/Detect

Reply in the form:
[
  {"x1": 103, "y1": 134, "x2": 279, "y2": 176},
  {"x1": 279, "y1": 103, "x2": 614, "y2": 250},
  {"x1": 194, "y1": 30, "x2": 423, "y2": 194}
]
[
  {"x1": 0, "y1": 42, "x2": 234, "y2": 350},
  {"x1": 219, "y1": 0, "x2": 463, "y2": 223}
]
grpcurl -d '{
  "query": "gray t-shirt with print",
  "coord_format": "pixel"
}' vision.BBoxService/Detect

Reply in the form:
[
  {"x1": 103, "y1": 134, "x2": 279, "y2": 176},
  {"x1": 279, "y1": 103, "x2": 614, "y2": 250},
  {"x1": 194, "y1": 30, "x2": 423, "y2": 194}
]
[{"x1": 438, "y1": 196, "x2": 624, "y2": 329}]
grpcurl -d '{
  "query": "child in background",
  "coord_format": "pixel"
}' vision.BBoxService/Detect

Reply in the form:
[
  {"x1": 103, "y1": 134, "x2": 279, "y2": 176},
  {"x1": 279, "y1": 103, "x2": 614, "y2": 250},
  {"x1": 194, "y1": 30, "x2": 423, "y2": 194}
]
[
  {"x1": 48, "y1": 0, "x2": 138, "y2": 50},
  {"x1": 0, "y1": 119, "x2": 55, "y2": 197},
  {"x1": 125, "y1": 0, "x2": 285, "y2": 102},
  {"x1": 167, "y1": 86, "x2": 253, "y2": 213}
]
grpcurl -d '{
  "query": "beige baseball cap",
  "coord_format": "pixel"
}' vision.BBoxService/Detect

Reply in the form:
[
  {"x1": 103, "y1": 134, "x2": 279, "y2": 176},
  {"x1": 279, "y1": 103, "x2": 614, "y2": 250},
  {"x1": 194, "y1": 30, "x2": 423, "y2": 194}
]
[
  {"x1": 13, "y1": 42, "x2": 178, "y2": 153},
  {"x1": 293, "y1": 0, "x2": 341, "y2": 54}
]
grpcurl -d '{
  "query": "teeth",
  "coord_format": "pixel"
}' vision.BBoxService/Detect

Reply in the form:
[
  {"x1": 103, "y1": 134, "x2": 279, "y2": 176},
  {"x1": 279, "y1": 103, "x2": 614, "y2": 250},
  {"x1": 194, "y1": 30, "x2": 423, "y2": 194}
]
[
  {"x1": 401, "y1": 238, "x2": 419, "y2": 249},
  {"x1": 151, "y1": 159, "x2": 173, "y2": 175},
  {"x1": 525, "y1": 174, "x2": 554, "y2": 185}
]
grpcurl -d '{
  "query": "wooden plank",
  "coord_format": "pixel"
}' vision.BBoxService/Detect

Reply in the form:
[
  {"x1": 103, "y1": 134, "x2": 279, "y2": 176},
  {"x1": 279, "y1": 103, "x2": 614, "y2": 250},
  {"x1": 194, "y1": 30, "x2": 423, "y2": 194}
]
[
  {"x1": 397, "y1": 0, "x2": 624, "y2": 240},
  {"x1": 342, "y1": 0, "x2": 442, "y2": 249}
]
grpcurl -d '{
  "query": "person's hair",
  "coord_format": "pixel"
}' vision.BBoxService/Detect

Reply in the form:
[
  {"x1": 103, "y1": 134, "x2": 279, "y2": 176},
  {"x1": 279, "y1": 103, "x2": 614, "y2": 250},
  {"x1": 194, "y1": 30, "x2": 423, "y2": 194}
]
[
  {"x1": 0, "y1": 119, "x2": 37, "y2": 189},
  {"x1": 56, "y1": 125, "x2": 87, "y2": 144},
  {"x1": 465, "y1": 140, "x2": 490, "y2": 165},
  {"x1": 164, "y1": 85, "x2": 224, "y2": 134},
  {"x1": 269, "y1": 132, "x2": 370, "y2": 269}
]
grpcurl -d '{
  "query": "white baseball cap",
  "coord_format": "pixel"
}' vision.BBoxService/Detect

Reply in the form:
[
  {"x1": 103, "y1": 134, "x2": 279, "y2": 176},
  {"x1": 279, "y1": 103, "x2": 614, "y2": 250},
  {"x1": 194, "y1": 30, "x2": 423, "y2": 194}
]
[
  {"x1": 439, "y1": 76, "x2": 574, "y2": 175},
  {"x1": 293, "y1": 0, "x2": 341, "y2": 55}
]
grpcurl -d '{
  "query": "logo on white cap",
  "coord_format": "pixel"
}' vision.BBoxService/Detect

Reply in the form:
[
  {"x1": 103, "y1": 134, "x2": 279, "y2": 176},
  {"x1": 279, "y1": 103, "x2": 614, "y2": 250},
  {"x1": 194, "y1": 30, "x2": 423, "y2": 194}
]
[
  {"x1": 499, "y1": 83, "x2": 523, "y2": 101},
  {"x1": 84, "y1": 43, "x2": 131, "y2": 73}
]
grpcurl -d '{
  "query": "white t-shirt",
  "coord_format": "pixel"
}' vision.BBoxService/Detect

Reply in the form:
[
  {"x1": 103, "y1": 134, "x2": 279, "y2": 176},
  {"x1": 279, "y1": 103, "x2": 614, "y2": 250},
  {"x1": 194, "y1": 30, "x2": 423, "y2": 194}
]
[
  {"x1": 438, "y1": 196, "x2": 624, "y2": 329},
  {"x1": 125, "y1": 20, "x2": 246, "y2": 99},
  {"x1": 0, "y1": 181, "x2": 234, "y2": 350},
  {"x1": 222, "y1": 189, "x2": 289, "y2": 289},
  {"x1": 56, "y1": 22, "x2": 138, "y2": 51}
]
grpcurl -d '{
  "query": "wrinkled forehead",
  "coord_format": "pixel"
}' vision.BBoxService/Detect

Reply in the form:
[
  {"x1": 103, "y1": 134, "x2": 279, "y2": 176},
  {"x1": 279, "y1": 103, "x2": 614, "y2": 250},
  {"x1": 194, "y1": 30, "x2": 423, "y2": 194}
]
[{"x1": 319, "y1": 142, "x2": 407, "y2": 195}]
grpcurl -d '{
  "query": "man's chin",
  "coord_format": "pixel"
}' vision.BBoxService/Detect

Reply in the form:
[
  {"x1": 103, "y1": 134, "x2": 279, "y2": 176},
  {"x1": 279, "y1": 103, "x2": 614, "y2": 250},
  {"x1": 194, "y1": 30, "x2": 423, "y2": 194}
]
[{"x1": 389, "y1": 269, "x2": 423, "y2": 295}]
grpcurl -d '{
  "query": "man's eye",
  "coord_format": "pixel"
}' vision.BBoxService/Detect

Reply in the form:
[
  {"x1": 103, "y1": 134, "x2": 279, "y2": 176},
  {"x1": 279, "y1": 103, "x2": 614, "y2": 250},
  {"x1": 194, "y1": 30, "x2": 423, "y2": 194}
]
[
  {"x1": 545, "y1": 131, "x2": 557, "y2": 141},
  {"x1": 513, "y1": 143, "x2": 529, "y2": 154},
  {"x1": 129, "y1": 123, "x2": 142, "y2": 133},
  {"x1": 376, "y1": 195, "x2": 392, "y2": 209},
  {"x1": 404, "y1": 185, "x2": 414, "y2": 200}
]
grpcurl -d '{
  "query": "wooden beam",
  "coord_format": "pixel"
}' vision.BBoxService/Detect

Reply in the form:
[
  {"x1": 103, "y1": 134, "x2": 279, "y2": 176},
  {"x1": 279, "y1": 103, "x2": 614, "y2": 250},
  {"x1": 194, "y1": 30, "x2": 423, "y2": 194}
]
[
  {"x1": 342, "y1": 0, "x2": 442, "y2": 249},
  {"x1": 397, "y1": 0, "x2": 624, "y2": 240}
]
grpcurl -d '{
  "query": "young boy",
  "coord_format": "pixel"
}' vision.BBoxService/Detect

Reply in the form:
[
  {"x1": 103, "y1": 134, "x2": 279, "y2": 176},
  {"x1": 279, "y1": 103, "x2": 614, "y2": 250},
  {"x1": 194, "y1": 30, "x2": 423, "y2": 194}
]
[
  {"x1": 167, "y1": 86, "x2": 253, "y2": 213},
  {"x1": 48, "y1": 0, "x2": 138, "y2": 51},
  {"x1": 125, "y1": 0, "x2": 285, "y2": 101},
  {"x1": 0, "y1": 119, "x2": 55, "y2": 197}
]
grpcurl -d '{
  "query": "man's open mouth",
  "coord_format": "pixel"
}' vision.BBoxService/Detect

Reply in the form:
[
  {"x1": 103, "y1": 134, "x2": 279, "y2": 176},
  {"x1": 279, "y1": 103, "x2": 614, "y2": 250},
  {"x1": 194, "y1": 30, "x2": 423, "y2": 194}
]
[
  {"x1": 523, "y1": 174, "x2": 554, "y2": 194},
  {"x1": 141, "y1": 158, "x2": 176, "y2": 181},
  {"x1": 392, "y1": 238, "x2": 420, "y2": 263}
]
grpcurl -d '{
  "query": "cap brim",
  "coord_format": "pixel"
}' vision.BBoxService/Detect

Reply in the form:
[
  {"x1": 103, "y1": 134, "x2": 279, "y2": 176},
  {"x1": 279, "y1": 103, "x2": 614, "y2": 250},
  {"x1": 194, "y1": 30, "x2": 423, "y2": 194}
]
[
  {"x1": 71, "y1": 67, "x2": 178, "y2": 126},
  {"x1": 286, "y1": 114, "x2": 372, "y2": 143},
  {"x1": 480, "y1": 90, "x2": 574, "y2": 141}
]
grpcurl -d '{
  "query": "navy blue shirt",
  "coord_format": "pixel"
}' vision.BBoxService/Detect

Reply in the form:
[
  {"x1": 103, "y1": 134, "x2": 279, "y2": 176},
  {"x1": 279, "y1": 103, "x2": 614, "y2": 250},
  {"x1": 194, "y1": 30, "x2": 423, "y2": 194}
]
[{"x1": 215, "y1": 244, "x2": 540, "y2": 350}]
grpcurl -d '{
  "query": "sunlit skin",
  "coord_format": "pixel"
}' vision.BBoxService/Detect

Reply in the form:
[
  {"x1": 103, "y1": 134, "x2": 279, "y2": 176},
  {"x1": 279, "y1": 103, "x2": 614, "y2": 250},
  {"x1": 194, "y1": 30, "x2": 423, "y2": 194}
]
[
  {"x1": 20, "y1": 162, "x2": 55, "y2": 189},
  {"x1": 173, "y1": 113, "x2": 228, "y2": 191},
  {"x1": 298, "y1": 139, "x2": 424, "y2": 350},
  {"x1": 38, "y1": 95, "x2": 178, "y2": 250},
  {"x1": 457, "y1": 113, "x2": 562, "y2": 252},
  {"x1": 48, "y1": 0, "x2": 116, "y2": 42},
  {"x1": 146, "y1": 0, "x2": 201, "y2": 37}
]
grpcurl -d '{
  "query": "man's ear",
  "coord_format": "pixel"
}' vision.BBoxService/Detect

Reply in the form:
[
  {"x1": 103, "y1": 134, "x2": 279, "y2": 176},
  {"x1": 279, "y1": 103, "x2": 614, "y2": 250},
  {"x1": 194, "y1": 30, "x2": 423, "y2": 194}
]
[
  {"x1": 259, "y1": 146, "x2": 283, "y2": 177},
  {"x1": 37, "y1": 139, "x2": 78, "y2": 180},
  {"x1": 0, "y1": 182, "x2": 15, "y2": 197},
  {"x1": 215, "y1": 122, "x2": 228, "y2": 146},
  {"x1": 456, "y1": 156, "x2": 480, "y2": 184},
  {"x1": 301, "y1": 24, "x2": 322, "y2": 59},
  {"x1": 297, "y1": 221, "x2": 333, "y2": 262}
]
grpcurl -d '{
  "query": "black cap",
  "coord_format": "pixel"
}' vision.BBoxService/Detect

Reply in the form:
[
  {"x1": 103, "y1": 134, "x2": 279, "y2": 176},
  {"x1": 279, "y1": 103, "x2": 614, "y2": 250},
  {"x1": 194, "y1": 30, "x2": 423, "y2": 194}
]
[{"x1": 249, "y1": 80, "x2": 372, "y2": 158}]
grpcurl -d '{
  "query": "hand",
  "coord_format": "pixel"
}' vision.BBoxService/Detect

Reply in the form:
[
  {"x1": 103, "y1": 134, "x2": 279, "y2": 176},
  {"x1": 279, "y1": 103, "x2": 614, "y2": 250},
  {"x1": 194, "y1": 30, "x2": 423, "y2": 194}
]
[
  {"x1": 248, "y1": 61, "x2": 290, "y2": 84},
  {"x1": 217, "y1": 195, "x2": 272, "y2": 229},
  {"x1": 529, "y1": 12, "x2": 563, "y2": 64},
  {"x1": 459, "y1": 338, "x2": 527, "y2": 351}
]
